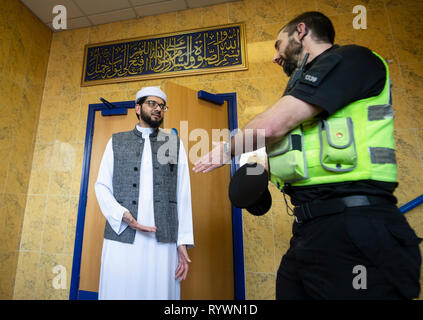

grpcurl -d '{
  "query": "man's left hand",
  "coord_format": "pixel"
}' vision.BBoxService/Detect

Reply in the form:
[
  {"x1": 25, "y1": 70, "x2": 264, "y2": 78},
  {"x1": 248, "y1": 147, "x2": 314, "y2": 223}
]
[{"x1": 175, "y1": 245, "x2": 191, "y2": 281}]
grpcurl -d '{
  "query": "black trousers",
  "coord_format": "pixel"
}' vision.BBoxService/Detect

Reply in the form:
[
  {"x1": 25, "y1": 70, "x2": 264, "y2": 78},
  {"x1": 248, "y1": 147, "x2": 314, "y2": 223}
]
[{"x1": 276, "y1": 204, "x2": 422, "y2": 300}]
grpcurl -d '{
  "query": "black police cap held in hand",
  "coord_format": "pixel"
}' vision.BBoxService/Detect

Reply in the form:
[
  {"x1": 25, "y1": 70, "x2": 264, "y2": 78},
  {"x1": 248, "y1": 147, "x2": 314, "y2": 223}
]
[{"x1": 229, "y1": 163, "x2": 272, "y2": 216}]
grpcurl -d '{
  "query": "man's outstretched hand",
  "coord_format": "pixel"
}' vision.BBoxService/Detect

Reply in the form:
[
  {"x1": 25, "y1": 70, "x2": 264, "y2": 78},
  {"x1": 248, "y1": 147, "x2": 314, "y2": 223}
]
[{"x1": 193, "y1": 141, "x2": 231, "y2": 173}]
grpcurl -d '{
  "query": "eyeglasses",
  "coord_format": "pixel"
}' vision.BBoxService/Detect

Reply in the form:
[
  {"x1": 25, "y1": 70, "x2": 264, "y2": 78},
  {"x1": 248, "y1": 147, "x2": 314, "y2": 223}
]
[{"x1": 144, "y1": 100, "x2": 168, "y2": 112}]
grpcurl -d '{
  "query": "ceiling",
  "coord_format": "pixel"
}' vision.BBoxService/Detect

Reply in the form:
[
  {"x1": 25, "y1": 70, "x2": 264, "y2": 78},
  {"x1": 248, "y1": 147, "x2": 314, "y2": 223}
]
[{"x1": 20, "y1": 0, "x2": 239, "y2": 32}]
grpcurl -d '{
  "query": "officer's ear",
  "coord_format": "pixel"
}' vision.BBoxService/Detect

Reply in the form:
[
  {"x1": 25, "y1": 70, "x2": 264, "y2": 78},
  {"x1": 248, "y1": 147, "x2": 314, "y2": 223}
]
[{"x1": 296, "y1": 23, "x2": 309, "y2": 40}]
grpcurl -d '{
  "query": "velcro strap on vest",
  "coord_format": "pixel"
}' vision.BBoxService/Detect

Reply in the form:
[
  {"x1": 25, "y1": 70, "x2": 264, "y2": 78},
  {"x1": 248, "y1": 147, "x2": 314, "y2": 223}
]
[
  {"x1": 368, "y1": 104, "x2": 394, "y2": 121},
  {"x1": 369, "y1": 147, "x2": 396, "y2": 164},
  {"x1": 293, "y1": 195, "x2": 395, "y2": 223}
]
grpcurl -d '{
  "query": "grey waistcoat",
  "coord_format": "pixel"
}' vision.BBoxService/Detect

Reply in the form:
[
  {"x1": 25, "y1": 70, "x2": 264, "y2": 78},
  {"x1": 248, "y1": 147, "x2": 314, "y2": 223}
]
[{"x1": 103, "y1": 126, "x2": 180, "y2": 244}]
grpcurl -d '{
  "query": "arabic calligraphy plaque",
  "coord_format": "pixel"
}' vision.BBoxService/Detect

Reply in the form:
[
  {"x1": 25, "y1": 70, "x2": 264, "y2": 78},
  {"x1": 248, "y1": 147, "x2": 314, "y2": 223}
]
[{"x1": 81, "y1": 23, "x2": 248, "y2": 86}]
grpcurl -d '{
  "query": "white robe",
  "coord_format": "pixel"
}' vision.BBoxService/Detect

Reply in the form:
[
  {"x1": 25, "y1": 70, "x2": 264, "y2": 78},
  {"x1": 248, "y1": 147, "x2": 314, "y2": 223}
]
[{"x1": 95, "y1": 125, "x2": 194, "y2": 300}]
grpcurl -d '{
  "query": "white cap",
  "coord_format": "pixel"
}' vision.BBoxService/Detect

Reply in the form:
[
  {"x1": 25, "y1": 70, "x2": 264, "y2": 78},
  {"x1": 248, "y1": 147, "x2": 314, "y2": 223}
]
[{"x1": 135, "y1": 86, "x2": 167, "y2": 104}]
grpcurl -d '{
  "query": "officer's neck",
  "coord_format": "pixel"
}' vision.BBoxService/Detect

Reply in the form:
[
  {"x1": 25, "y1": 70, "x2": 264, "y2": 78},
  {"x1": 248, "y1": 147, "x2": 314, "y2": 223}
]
[{"x1": 303, "y1": 42, "x2": 333, "y2": 64}]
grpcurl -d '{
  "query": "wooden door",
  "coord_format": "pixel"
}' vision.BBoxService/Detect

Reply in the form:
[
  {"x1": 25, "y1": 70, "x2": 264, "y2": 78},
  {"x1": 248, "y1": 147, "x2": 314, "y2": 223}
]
[
  {"x1": 164, "y1": 82, "x2": 233, "y2": 299},
  {"x1": 77, "y1": 82, "x2": 234, "y2": 299},
  {"x1": 78, "y1": 108, "x2": 136, "y2": 295}
]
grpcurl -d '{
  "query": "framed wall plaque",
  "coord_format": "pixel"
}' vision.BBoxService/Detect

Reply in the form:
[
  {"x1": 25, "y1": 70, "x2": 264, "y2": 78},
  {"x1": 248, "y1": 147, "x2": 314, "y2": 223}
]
[{"x1": 81, "y1": 23, "x2": 248, "y2": 86}]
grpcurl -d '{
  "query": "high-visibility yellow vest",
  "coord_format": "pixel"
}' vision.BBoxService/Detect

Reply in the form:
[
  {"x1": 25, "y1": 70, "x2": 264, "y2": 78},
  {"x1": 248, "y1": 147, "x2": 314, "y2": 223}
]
[{"x1": 267, "y1": 52, "x2": 397, "y2": 190}]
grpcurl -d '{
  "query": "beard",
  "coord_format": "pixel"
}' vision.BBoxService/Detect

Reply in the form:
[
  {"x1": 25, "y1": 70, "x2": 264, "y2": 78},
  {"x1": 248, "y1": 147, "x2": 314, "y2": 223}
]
[
  {"x1": 282, "y1": 37, "x2": 303, "y2": 76},
  {"x1": 140, "y1": 108, "x2": 163, "y2": 128}
]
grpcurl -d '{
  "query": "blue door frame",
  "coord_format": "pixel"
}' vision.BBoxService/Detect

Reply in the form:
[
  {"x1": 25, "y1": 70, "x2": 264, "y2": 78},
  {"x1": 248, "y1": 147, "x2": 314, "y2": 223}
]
[{"x1": 69, "y1": 91, "x2": 245, "y2": 300}]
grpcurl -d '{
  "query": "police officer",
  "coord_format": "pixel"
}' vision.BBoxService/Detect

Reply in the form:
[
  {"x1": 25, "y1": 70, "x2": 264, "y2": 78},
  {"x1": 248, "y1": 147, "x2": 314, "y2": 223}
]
[{"x1": 194, "y1": 11, "x2": 422, "y2": 299}]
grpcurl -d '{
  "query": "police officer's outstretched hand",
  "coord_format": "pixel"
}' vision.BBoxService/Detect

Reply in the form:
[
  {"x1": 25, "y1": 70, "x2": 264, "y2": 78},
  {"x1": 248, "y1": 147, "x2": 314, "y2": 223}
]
[{"x1": 193, "y1": 141, "x2": 231, "y2": 173}]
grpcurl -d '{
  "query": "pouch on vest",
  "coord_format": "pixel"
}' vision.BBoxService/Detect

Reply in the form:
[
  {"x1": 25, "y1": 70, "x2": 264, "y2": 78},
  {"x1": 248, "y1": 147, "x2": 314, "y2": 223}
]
[
  {"x1": 266, "y1": 127, "x2": 308, "y2": 183},
  {"x1": 319, "y1": 117, "x2": 357, "y2": 172}
]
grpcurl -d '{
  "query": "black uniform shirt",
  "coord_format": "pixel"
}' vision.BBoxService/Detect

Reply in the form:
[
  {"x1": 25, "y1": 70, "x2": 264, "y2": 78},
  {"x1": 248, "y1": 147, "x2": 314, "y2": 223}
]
[{"x1": 282, "y1": 44, "x2": 398, "y2": 205}]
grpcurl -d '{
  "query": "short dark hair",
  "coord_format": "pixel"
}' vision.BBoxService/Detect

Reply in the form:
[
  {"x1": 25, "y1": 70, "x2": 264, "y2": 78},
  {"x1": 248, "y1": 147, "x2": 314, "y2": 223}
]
[
  {"x1": 281, "y1": 11, "x2": 335, "y2": 44},
  {"x1": 136, "y1": 96, "x2": 147, "y2": 120}
]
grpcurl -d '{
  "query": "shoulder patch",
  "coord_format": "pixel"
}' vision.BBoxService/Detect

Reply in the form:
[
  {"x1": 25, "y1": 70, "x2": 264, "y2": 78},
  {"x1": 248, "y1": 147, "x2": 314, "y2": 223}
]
[{"x1": 300, "y1": 53, "x2": 343, "y2": 87}]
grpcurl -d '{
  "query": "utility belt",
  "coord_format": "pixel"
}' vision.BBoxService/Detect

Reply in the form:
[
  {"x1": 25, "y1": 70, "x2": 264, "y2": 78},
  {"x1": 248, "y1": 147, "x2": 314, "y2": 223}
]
[{"x1": 293, "y1": 195, "x2": 395, "y2": 223}]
